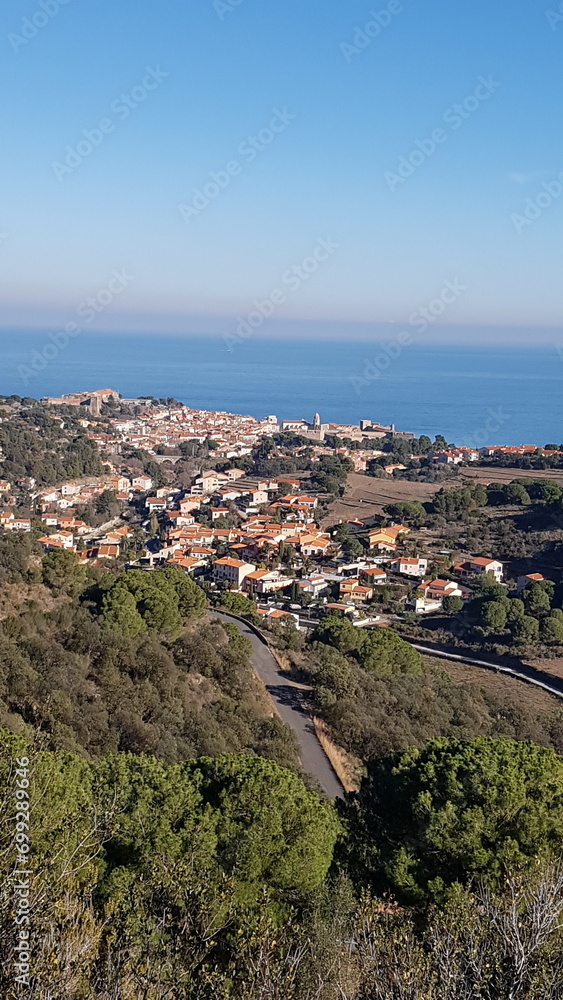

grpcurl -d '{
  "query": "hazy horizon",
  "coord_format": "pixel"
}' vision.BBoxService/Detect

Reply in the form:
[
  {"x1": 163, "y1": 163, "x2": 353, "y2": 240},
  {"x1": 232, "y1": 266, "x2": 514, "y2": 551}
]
[{"x1": 1, "y1": 320, "x2": 562, "y2": 348}]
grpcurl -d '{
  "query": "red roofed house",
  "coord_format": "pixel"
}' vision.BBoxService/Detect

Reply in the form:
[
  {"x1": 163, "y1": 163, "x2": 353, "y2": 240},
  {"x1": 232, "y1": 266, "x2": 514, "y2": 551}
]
[
  {"x1": 256, "y1": 607, "x2": 301, "y2": 628},
  {"x1": 40, "y1": 513, "x2": 59, "y2": 527},
  {"x1": 242, "y1": 570, "x2": 293, "y2": 595},
  {"x1": 339, "y1": 579, "x2": 374, "y2": 604},
  {"x1": 88, "y1": 545, "x2": 119, "y2": 560},
  {"x1": 298, "y1": 575, "x2": 329, "y2": 597},
  {"x1": 167, "y1": 511, "x2": 195, "y2": 527},
  {"x1": 37, "y1": 534, "x2": 76, "y2": 553},
  {"x1": 7, "y1": 517, "x2": 31, "y2": 532},
  {"x1": 132, "y1": 475, "x2": 153, "y2": 491},
  {"x1": 516, "y1": 572, "x2": 545, "y2": 593},
  {"x1": 179, "y1": 498, "x2": 201, "y2": 514},
  {"x1": 454, "y1": 558, "x2": 503, "y2": 584},
  {"x1": 389, "y1": 556, "x2": 428, "y2": 578},
  {"x1": 360, "y1": 566, "x2": 387, "y2": 585},
  {"x1": 300, "y1": 535, "x2": 331, "y2": 556},
  {"x1": 186, "y1": 545, "x2": 215, "y2": 558},
  {"x1": 420, "y1": 579, "x2": 463, "y2": 601},
  {"x1": 169, "y1": 555, "x2": 206, "y2": 575},
  {"x1": 146, "y1": 497, "x2": 167, "y2": 513}
]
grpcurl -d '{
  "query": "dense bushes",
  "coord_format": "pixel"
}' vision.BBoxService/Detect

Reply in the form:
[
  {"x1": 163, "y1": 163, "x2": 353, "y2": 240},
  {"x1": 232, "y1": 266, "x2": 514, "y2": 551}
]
[
  {"x1": 0, "y1": 734, "x2": 338, "y2": 997},
  {"x1": 0, "y1": 405, "x2": 104, "y2": 486},
  {"x1": 473, "y1": 579, "x2": 563, "y2": 646},
  {"x1": 2, "y1": 732, "x2": 563, "y2": 997},
  {"x1": 344, "y1": 737, "x2": 563, "y2": 903},
  {"x1": 99, "y1": 565, "x2": 207, "y2": 639},
  {"x1": 0, "y1": 556, "x2": 299, "y2": 770},
  {"x1": 312, "y1": 616, "x2": 422, "y2": 677},
  {"x1": 301, "y1": 623, "x2": 563, "y2": 760}
]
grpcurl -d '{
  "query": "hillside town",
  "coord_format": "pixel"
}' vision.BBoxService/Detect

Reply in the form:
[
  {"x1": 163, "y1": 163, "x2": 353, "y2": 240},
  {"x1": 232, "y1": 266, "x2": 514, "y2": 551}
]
[{"x1": 1, "y1": 389, "x2": 560, "y2": 635}]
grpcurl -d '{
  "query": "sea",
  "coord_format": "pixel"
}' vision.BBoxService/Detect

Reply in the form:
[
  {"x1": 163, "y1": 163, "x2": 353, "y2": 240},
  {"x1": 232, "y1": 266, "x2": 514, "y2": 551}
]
[{"x1": 0, "y1": 331, "x2": 561, "y2": 448}]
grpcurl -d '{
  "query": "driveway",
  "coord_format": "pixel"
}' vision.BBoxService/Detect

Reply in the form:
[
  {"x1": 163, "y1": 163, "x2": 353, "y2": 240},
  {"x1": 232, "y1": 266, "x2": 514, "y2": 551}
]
[{"x1": 211, "y1": 611, "x2": 344, "y2": 799}]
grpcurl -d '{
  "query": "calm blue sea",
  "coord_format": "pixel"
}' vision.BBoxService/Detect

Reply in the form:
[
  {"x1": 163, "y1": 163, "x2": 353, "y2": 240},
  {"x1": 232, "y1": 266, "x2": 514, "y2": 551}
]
[{"x1": 0, "y1": 330, "x2": 561, "y2": 448}]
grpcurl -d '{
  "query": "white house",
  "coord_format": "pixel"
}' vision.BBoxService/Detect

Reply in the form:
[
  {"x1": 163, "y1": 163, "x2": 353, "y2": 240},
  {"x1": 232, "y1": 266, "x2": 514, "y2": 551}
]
[
  {"x1": 243, "y1": 489, "x2": 268, "y2": 506},
  {"x1": 195, "y1": 471, "x2": 227, "y2": 493},
  {"x1": 169, "y1": 556, "x2": 206, "y2": 575},
  {"x1": 409, "y1": 597, "x2": 445, "y2": 615},
  {"x1": 6, "y1": 517, "x2": 31, "y2": 532},
  {"x1": 430, "y1": 451, "x2": 463, "y2": 465},
  {"x1": 243, "y1": 570, "x2": 293, "y2": 595},
  {"x1": 405, "y1": 578, "x2": 467, "y2": 614},
  {"x1": 179, "y1": 498, "x2": 201, "y2": 513},
  {"x1": 360, "y1": 566, "x2": 388, "y2": 586},
  {"x1": 389, "y1": 556, "x2": 428, "y2": 578},
  {"x1": 132, "y1": 475, "x2": 153, "y2": 491},
  {"x1": 146, "y1": 497, "x2": 167, "y2": 513},
  {"x1": 298, "y1": 575, "x2": 329, "y2": 597},
  {"x1": 37, "y1": 532, "x2": 76, "y2": 552},
  {"x1": 300, "y1": 535, "x2": 331, "y2": 557},
  {"x1": 213, "y1": 557, "x2": 256, "y2": 589},
  {"x1": 256, "y1": 607, "x2": 301, "y2": 629},
  {"x1": 454, "y1": 558, "x2": 503, "y2": 584},
  {"x1": 41, "y1": 513, "x2": 59, "y2": 527},
  {"x1": 516, "y1": 572, "x2": 545, "y2": 593}
]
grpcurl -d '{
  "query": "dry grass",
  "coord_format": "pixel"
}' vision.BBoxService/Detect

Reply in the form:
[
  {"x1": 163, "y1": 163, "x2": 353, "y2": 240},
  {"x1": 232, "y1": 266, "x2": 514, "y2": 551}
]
[
  {"x1": 0, "y1": 582, "x2": 59, "y2": 620},
  {"x1": 271, "y1": 649, "x2": 292, "y2": 673},
  {"x1": 182, "y1": 672, "x2": 224, "y2": 711},
  {"x1": 324, "y1": 473, "x2": 443, "y2": 525},
  {"x1": 312, "y1": 716, "x2": 363, "y2": 793},
  {"x1": 425, "y1": 655, "x2": 562, "y2": 712},
  {"x1": 460, "y1": 467, "x2": 563, "y2": 486},
  {"x1": 324, "y1": 465, "x2": 563, "y2": 527},
  {"x1": 523, "y1": 657, "x2": 563, "y2": 682}
]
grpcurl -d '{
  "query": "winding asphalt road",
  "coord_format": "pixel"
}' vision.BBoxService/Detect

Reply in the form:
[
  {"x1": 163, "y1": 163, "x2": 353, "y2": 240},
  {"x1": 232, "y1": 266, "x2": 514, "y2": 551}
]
[
  {"x1": 211, "y1": 611, "x2": 344, "y2": 799},
  {"x1": 209, "y1": 614, "x2": 563, "y2": 797}
]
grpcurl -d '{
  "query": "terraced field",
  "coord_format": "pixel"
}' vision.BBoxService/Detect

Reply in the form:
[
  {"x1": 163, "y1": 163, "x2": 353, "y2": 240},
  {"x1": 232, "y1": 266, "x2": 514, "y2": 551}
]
[{"x1": 324, "y1": 465, "x2": 563, "y2": 526}]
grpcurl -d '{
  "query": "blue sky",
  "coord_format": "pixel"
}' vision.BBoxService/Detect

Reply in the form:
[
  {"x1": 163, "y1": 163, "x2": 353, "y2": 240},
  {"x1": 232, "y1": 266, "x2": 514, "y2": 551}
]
[{"x1": 1, "y1": 0, "x2": 562, "y2": 342}]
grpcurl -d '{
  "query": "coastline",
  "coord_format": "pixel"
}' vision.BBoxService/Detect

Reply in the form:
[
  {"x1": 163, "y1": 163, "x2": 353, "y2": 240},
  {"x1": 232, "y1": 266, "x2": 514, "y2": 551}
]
[{"x1": 0, "y1": 336, "x2": 561, "y2": 446}]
